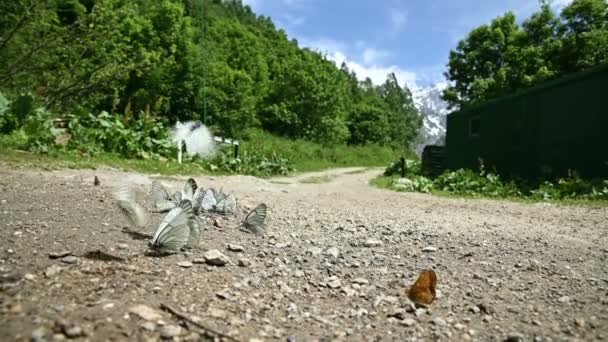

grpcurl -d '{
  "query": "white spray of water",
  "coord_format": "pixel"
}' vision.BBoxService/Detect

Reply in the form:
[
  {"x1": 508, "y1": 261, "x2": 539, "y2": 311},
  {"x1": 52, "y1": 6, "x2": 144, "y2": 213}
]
[{"x1": 171, "y1": 121, "x2": 216, "y2": 159}]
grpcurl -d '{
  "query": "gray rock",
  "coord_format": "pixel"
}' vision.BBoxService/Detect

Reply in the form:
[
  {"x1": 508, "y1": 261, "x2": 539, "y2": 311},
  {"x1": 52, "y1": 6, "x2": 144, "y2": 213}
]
[
  {"x1": 140, "y1": 321, "x2": 156, "y2": 332},
  {"x1": 363, "y1": 239, "x2": 383, "y2": 248},
  {"x1": 31, "y1": 327, "x2": 47, "y2": 341},
  {"x1": 454, "y1": 323, "x2": 465, "y2": 330},
  {"x1": 294, "y1": 270, "x2": 305, "y2": 278},
  {"x1": 238, "y1": 258, "x2": 252, "y2": 267},
  {"x1": 432, "y1": 317, "x2": 447, "y2": 326},
  {"x1": 401, "y1": 318, "x2": 416, "y2": 327},
  {"x1": 48, "y1": 250, "x2": 71, "y2": 259},
  {"x1": 128, "y1": 304, "x2": 163, "y2": 321},
  {"x1": 44, "y1": 265, "x2": 63, "y2": 278},
  {"x1": 177, "y1": 261, "x2": 193, "y2": 268},
  {"x1": 326, "y1": 247, "x2": 340, "y2": 258},
  {"x1": 227, "y1": 243, "x2": 244, "y2": 252},
  {"x1": 306, "y1": 247, "x2": 322, "y2": 256},
  {"x1": 203, "y1": 250, "x2": 230, "y2": 266},
  {"x1": 60, "y1": 256, "x2": 78, "y2": 264},
  {"x1": 422, "y1": 246, "x2": 438, "y2": 253},
  {"x1": 504, "y1": 333, "x2": 525, "y2": 341},
  {"x1": 63, "y1": 324, "x2": 83, "y2": 338},
  {"x1": 558, "y1": 295, "x2": 570, "y2": 303},
  {"x1": 117, "y1": 243, "x2": 129, "y2": 250},
  {"x1": 160, "y1": 324, "x2": 182, "y2": 339}
]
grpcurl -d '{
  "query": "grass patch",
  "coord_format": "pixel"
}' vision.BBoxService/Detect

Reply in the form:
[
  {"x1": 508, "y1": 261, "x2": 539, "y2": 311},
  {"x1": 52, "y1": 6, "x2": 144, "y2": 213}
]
[
  {"x1": 242, "y1": 129, "x2": 407, "y2": 172},
  {"x1": 371, "y1": 175, "x2": 608, "y2": 207}
]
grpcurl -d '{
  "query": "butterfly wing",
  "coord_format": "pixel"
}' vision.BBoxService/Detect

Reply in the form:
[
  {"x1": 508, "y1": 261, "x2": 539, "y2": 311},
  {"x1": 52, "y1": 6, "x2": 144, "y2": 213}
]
[
  {"x1": 116, "y1": 189, "x2": 147, "y2": 227},
  {"x1": 151, "y1": 180, "x2": 176, "y2": 212},
  {"x1": 187, "y1": 219, "x2": 201, "y2": 248},
  {"x1": 201, "y1": 189, "x2": 217, "y2": 211},
  {"x1": 218, "y1": 193, "x2": 238, "y2": 215},
  {"x1": 213, "y1": 188, "x2": 227, "y2": 203},
  {"x1": 407, "y1": 269, "x2": 437, "y2": 305},
  {"x1": 242, "y1": 203, "x2": 267, "y2": 235},
  {"x1": 149, "y1": 200, "x2": 194, "y2": 253},
  {"x1": 191, "y1": 187, "x2": 206, "y2": 214},
  {"x1": 182, "y1": 178, "x2": 197, "y2": 202}
]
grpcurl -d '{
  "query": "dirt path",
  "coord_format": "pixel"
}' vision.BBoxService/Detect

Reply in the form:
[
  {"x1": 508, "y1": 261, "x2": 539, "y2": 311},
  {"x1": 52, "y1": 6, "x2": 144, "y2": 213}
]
[{"x1": 0, "y1": 165, "x2": 607, "y2": 341}]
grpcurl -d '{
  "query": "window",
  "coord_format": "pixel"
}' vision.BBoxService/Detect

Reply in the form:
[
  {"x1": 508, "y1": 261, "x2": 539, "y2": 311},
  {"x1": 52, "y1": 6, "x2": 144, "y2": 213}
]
[{"x1": 469, "y1": 116, "x2": 480, "y2": 138}]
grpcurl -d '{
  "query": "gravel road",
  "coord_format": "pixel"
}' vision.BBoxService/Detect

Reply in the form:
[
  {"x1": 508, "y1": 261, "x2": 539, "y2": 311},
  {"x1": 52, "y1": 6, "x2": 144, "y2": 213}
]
[{"x1": 0, "y1": 164, "x2": 606, "y2": 341}]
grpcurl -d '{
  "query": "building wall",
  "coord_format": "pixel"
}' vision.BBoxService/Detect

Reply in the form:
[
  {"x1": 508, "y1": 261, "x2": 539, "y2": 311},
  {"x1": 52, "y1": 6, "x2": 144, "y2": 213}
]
[{"x1": 446, "y1": 64, "x2": 608, "y2": 179}]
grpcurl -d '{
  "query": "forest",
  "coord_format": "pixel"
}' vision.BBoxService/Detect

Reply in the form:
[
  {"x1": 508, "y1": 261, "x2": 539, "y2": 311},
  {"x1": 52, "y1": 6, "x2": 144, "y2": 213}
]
[{"x1": 0, "y1": 0, "x2": 607, "y2": 181}]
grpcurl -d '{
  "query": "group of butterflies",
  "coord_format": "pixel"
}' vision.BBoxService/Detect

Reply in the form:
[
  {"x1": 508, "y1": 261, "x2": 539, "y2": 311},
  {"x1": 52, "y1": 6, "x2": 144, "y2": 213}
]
[{"x1": 116, "y1": 177, "x2": 268, "y2": 253}]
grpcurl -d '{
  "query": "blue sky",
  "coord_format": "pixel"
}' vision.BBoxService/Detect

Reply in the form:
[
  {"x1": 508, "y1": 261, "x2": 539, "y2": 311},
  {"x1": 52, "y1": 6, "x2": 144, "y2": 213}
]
[{"x1": 242, "y1": 0, "x2": 572, "y2": 89}]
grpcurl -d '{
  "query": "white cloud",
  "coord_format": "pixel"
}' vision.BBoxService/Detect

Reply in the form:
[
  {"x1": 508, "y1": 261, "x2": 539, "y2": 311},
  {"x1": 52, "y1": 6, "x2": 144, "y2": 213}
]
[
  {"x1": 362, "y1": 48, "x2": 390, "y2": 65},
  {"x1": 300, "y1": 38, "x2": 419, "y2": 90},
  {"x1": 389, "y1": 9, "x2": 408, "y2": 33}
]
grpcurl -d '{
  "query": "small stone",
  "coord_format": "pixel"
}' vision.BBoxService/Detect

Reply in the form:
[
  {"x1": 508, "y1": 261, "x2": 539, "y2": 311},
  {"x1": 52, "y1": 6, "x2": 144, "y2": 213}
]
[
  {"x1": 482, "y1": 315, "x2": 492, "y2": 323},
  {"x1": 160, "y1": 324, "x2": 182, "y2": 339},
  {"x1": 238, "y1": 258, "x2": 252, "y2": 267},
  {"x1": 177, "y1": 261, "x2": 193, "y2": 268},
  {"x1": 352, "y1": 278, "x2": 369, "y2": 285},
  {"x1": 216, "y1": 290, "x2": 230, "y2": 300},
  {"x1": 574, "y1": 318, "x2": 585, "y2": 328},
  {"x1": 203, "y1": 250, "x2": 230, "y2": 266},
  {"x1": 117, "y1": 243, "x2": 129, "y2": 250},
  {"x1": 213, "y1": 219, "x2": 222, "y2": 228},
  {"x1": 227, "y1": 244, "x2": 244, "y2": 252},
  {"x1": 422, "y1": 246, "x2": 437, "y2": 253},
  {"x1": 60, "y1": 256, "x2": 78, "y2": 264},
  {"x1": 401, "y1": 318, "x2": 416, "y2": 327},
  {"x1": 53, "y1": 304, "x2": 65, "y2": 312},
  {"x1": 208, "y1": 308, "x2": 228, "y2": 319},
  {"x1": 454, "y1": 323, "x2": 465, "y2": 331},
  {"x1": 48, "y1": 250, "x2": 71, "y2": 259},
  {"x1": 44, "y1": 265, "x2": 63, "y2": 278},
  {"x1": 558, "y1": 296, "x2": 570, "y2": 303},
  {"x1": 469, "y1": 306, "x2": 480, "y2": 314},
  {"x1": 326, "y1": 247, "x2": 340, "y2": 258},
  {"x1": 362, "y1": 239, "x2": 383, "y2": 248},
  {"x1": 24, "y1": 273, "x2": 36, "y2": 281},
  {"x1": 63, "y1": 324, "x2": 83, "y2": 338},
  {"x1": 432, "y1": 317, "x2": 447, "y2": 326},
  {"x1": 287, "y1": 303, "x2": 298, "y2": 316},
  {"x1": 414, "y1": 308, "x2": 427, "y2": 317},
  {"x1": 504, "y1": 332, "x2": 525, "y2": 341},
  {"x1": 31, "y1": 327, "x2": 46, "y2": 341},
  {"x1": 140, "y1": 321, "x2": 156, "y2": 332},
  {"x1": 306, "y1": 247, "x2": 322, "y2": 256},
  {"x1": 294, "y1": 270, "x2": 305, "y2": 278},
  {"x1": 129, "y1": 304, "x2": 163, "y2": 321},
  {"x1": 326, "y1": 277, "x2": 342, "y2": 289}
]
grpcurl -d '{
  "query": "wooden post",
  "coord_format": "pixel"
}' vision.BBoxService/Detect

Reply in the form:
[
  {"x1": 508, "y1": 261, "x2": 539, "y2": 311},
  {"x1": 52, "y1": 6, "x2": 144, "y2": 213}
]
[{"x1": 234, "y1": 144, "x2": 239, "y2": 159}]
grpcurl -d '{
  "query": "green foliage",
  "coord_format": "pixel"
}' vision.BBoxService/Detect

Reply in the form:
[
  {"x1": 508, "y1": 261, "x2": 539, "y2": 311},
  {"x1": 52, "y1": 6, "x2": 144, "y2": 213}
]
[
  {"x1": 211, "y1": 150, "x2": 294, "y2": 177},
  {"x1": 377, "y1": 160, "x2": 608, "y2": 202},
  {"x1": 0, "y1": 0, "x2": 421, "y2": 153},
  {"x1": 384, "y1": 159, "x2": 421, "y2": 176},
  {"x1": 444, "y1": 0, "x2": 608, "y2": 108}
]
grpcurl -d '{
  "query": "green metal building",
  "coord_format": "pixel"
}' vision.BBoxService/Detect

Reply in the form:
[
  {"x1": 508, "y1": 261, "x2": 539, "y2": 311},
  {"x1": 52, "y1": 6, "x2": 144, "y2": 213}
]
[{"x1": 446, "y1": 64, "x2": 608, "y2": 179}]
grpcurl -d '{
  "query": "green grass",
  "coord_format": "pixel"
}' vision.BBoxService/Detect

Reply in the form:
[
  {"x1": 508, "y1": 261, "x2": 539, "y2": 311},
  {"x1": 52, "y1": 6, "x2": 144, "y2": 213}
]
[
  {"x1": 0, "y1": 148, "x2": 223, "y2": 176},
  {"x1": 242, "y1": 129, "x2": 407, "y2": 172},
  {"x1": 371, "y1": 175, "x2": 608, "y2": 207}
]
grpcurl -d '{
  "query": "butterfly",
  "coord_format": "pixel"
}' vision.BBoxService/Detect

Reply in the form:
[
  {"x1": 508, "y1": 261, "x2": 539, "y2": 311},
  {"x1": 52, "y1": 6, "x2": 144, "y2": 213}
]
[
  {"x1": 151, "y1": 178, "x2": 198, "y2": 212},
  {"x1": 191, "y1": 186, "x2": 206, "y2": 214},
  {"x1": 241, "y1": 203, "x2": 267, "y2": 235},
  {"x1": 116, "y1": 189, "x2": 146, "y2": 227},
  {"x1": 214, "y1": 193, "x2": 238, "y2": 215},
  {"x1": 149, "y1": 200, "x2": 199, "y2": 253},
  {"x1": 200, "y1": 188, "x2": 218, "y2": 212},
  {"x1": 407, "y1": 269, "x2": 437, "y2": 305}
]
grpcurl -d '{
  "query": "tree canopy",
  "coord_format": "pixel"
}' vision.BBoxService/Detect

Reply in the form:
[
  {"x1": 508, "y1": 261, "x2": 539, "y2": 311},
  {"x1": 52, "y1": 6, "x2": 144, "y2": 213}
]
[
  {"x1": 0, "y1": 0, "x2": 422, "y2": 150},
  {"x1": 443, "y1": 0, "x2": 608, "y2": 109}
]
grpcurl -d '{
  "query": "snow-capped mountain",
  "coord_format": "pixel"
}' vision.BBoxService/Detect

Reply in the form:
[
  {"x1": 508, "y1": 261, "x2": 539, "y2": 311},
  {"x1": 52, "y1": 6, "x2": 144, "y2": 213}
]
[{"x1": 411, "y1": 83, "x2": 450, "y2": 156}]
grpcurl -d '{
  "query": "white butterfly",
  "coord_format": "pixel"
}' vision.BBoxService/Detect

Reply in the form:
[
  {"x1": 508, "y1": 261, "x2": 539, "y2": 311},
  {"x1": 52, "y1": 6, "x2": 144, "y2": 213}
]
[
  {"x1": 241, "y1": 203, "x2": 267, "y2": 235},
  {"x1": 191, "y1": 186, "x2": 206, "y2": 214},
  {"x1": 116, "y1": 189, "x2": 147, "y2": 227},
  {"x1": 149, "y1": 200, "x2": 198, "y2": 253},
  {"x1": 151, "y1": 178, "x2": 198, "y2": 212},
  {"x1": 214, "y1": 193, "x2": 238, "y2": 215},
  {"x1": 200, "y1": 188, "x2": 218, "y2": 212}
]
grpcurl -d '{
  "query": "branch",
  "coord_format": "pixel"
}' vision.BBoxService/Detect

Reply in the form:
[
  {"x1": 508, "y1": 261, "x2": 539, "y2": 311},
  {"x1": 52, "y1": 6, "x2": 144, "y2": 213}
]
[
  {"x1": 0, "y1": 0, "x2": 49, "y2": 52},
  {"x1": 159, "y1": 303, "x2": 240, "y2": 342}
]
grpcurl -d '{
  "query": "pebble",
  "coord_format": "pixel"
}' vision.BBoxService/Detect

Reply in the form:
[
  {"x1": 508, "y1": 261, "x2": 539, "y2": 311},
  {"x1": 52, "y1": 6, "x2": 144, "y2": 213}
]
[
  {"x1": 140, "y1": 322, "x2": 156, "y2": 332},
  {"x1": 454, "y1": 323, "x2": 465, "y2": 330},
  {"x1": 48, "y1": 250, "x2": 71, "y2": 259},
  {"x1": 238, "y1": 258, "x2": 252, "y2": 267},
  {"x1": 504, "y1": 333, "x2": 525, "y2": 341},
  {"x1": 432, "y1": 317, "x2": 447, "y2": 326},
  {"x1": 177, "y1": 261, "x2": 193, "y2": 268},
  {"x1": 363, "y1": 239, "x2": 383, "y2": 247},
  {"x1": 203, "y1": 250, "x2": 231, "y2": 266},
  {"x1": 117, "y1": 243, "x2": 129, "y2": 250},
  {"x1": 482, "y1": 315, "x2": 492, "y2": 323},
  {"x1": 44, "y1": 265, "x2": 63, "y2": 278},
  {"x1": 326, "y1": 247, "x2": 340, "y2": 258},
  {"x1": 31, "y1": 327, "x2": 46, "y2": 341},
  {"x1": 558, "y1": 296, "x2": 570, "y2": 303},
  {"x1": 352, "y1": 278, "x2": 369, "y2": 285},
  {"x1": 128, "y1": 304, "x2": 163, "y2": 321},
  {"x1": 60, "y1": 256, "x2": 78, "y2": 264},
  {"x1": 160, "y1": 324, "x2": 182, "y2": 339},
  {"x1": 401, "y1": 318, "x2": 416, "y2": 327},
  {"x1": 294, "y1": 270, "x2": 305, "y2": 278},
  {"x1": 62, "y1": 324, "x2": 83, "y2": 338},
  {"x1": 306, "y1": 247, "x2": 322, "y2": 256},
  {"x1": 422, "y1": 246, "x2": 438, "y2": 253},
  {"x1": 227, "y1": 243, "x2": 244, "y2": 252}
]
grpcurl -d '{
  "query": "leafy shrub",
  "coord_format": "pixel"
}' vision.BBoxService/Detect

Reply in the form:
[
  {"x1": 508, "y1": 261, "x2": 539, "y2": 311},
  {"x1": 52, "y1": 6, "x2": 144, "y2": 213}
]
[
  {"x1": 211, "y1": 150, "x2": 294, "y2": 176},
  {"x1": 384, "y1": 159, "x2": 421, "y2": 176}
]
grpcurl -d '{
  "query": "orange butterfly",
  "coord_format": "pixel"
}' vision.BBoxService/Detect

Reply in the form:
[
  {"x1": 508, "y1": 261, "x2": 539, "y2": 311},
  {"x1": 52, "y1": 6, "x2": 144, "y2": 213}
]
[{"x1": 407, "y1": 269, "x2": 437, "y2": 305}]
